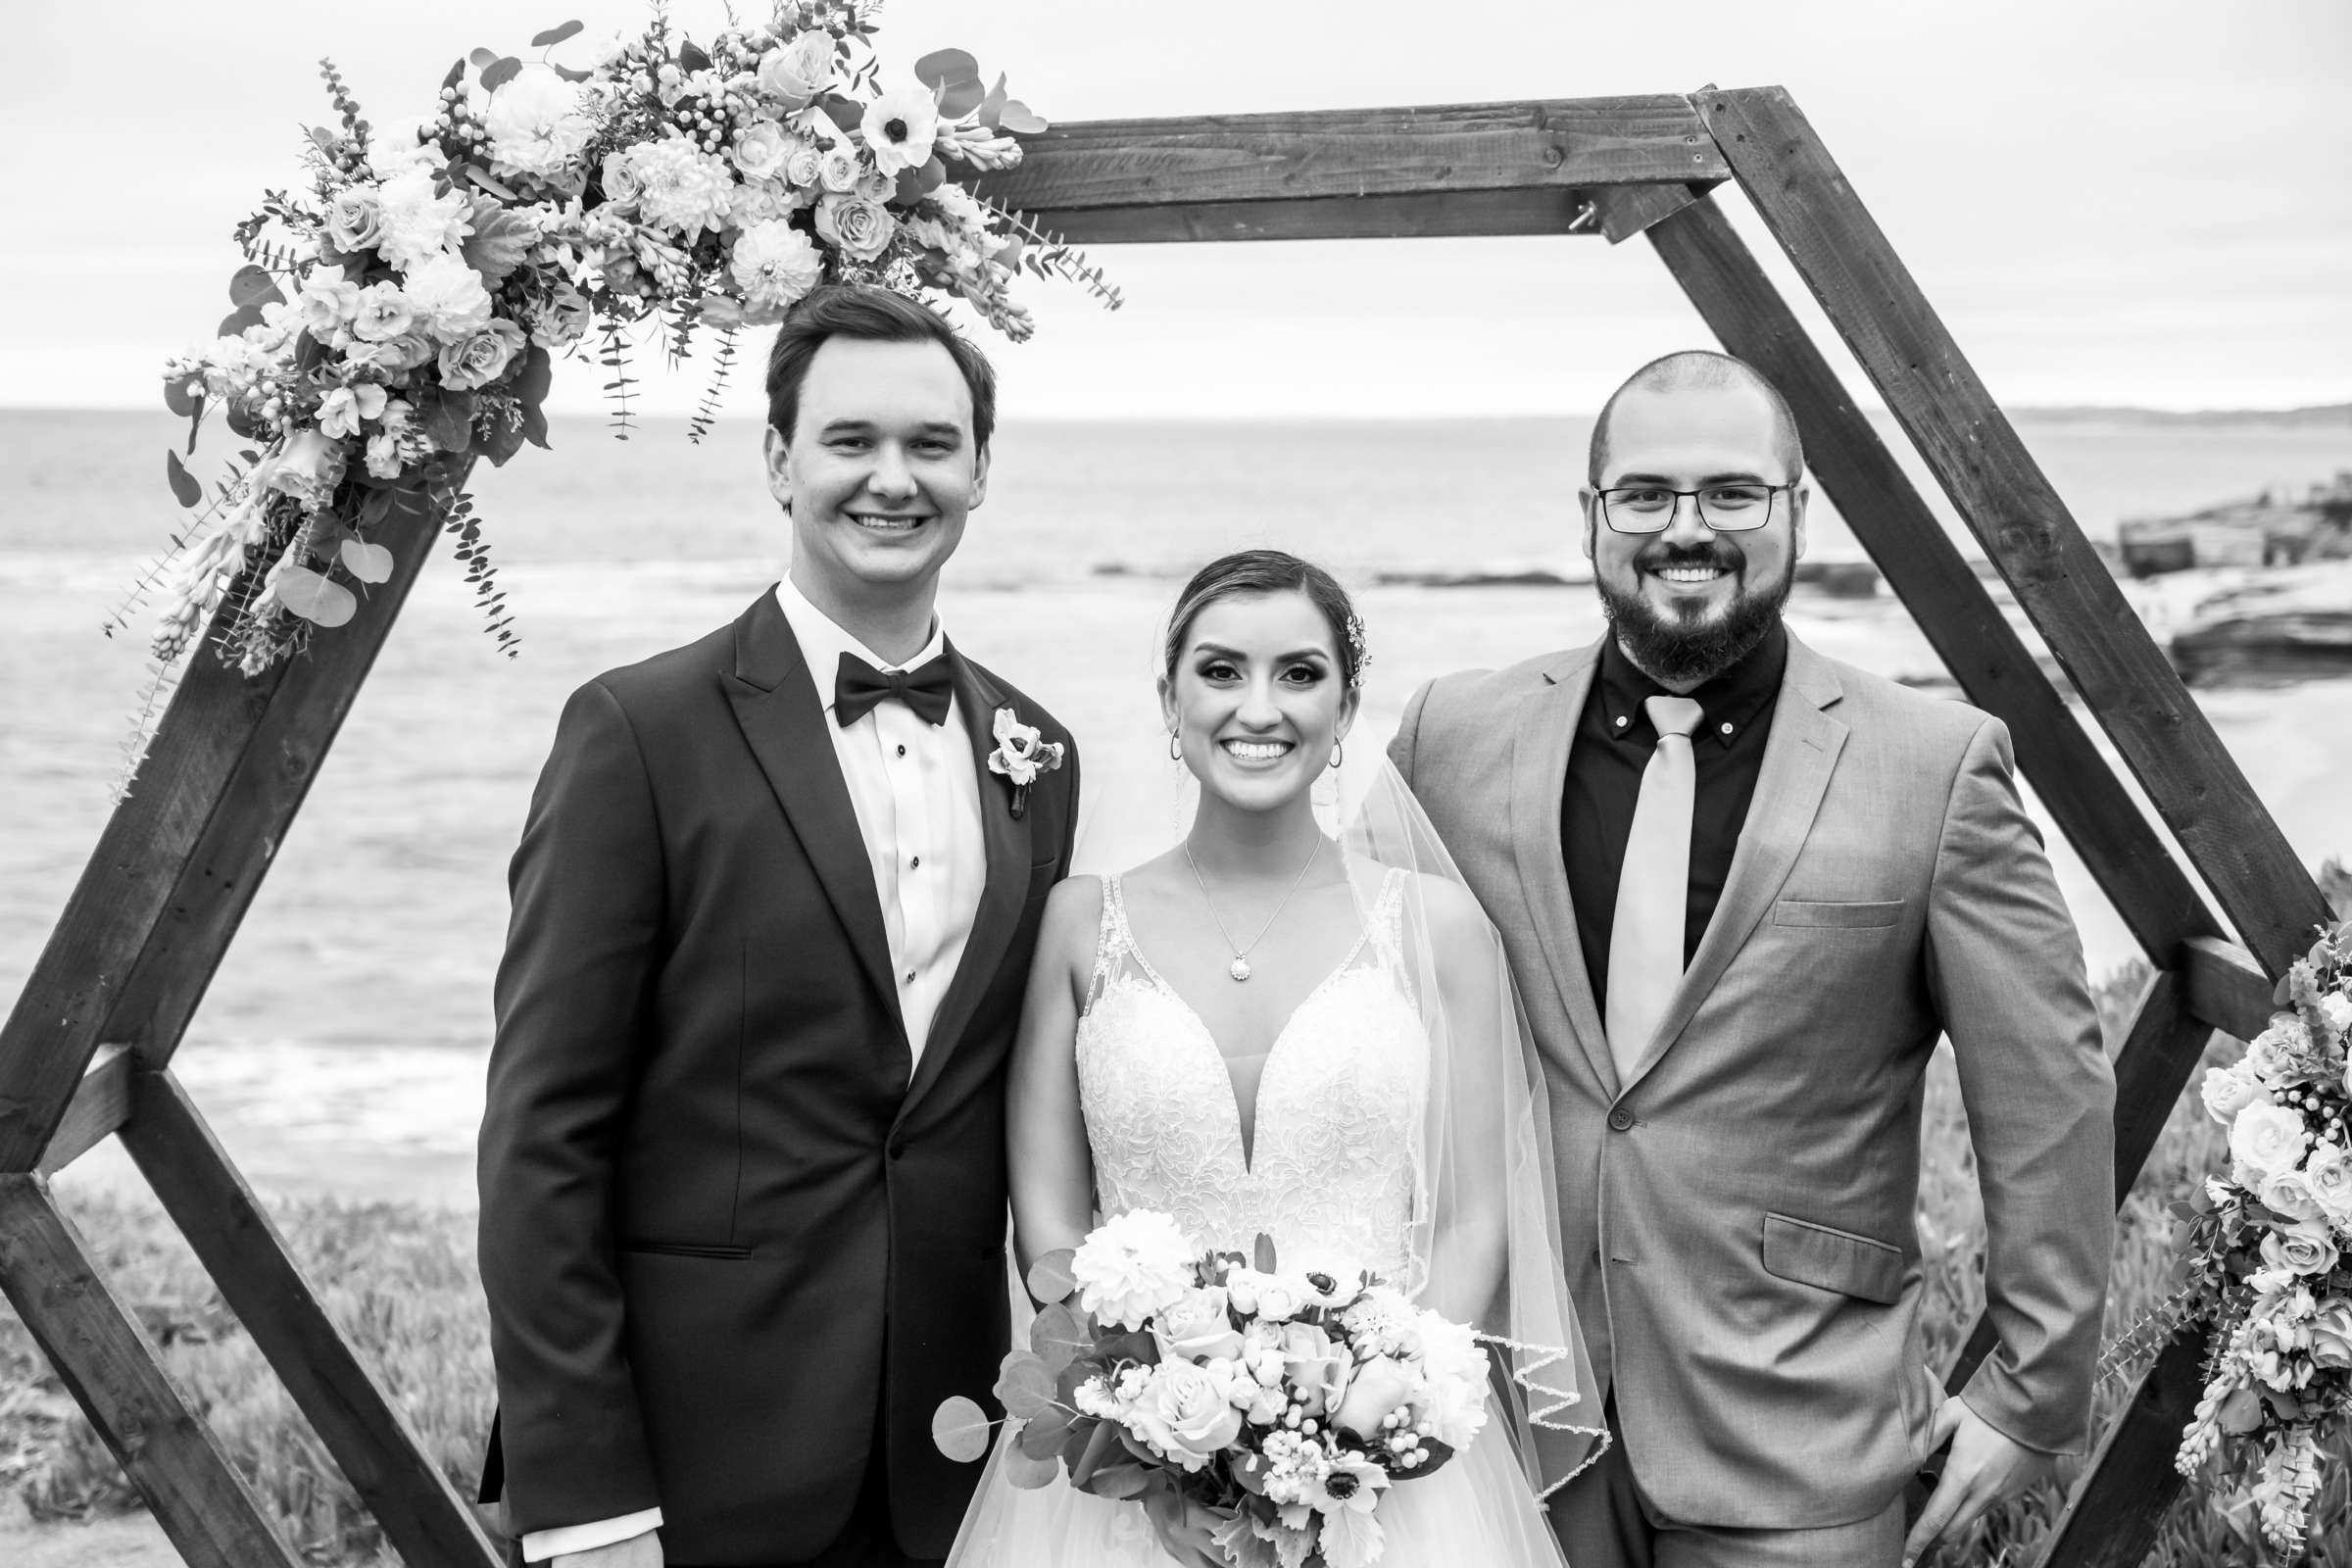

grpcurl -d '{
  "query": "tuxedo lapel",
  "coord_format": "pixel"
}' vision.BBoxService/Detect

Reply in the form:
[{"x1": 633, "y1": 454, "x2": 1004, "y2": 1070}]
[
  {"x1": 898, "y1": 642, "x2": 1033, "y2": 1126},
  {"x1": 723, "y1": 592, "x2": 907, "y2": 1044},
  {"x1": 1512, "y1": 640, "x2": 1617, "y2": 1097},
  {"x1": 1617, "y1": 634, "x2": 1848, "y2": 1096}
]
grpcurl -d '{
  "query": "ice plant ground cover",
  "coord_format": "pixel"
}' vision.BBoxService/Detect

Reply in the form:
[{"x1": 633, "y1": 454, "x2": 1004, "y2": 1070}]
[
  {"x1": 2128, "y1": 916, "x2": 2352, "y2": 1554},
  {"x1": 931, "y1": 1211, "x2": 1494, "y2": 1568},
  {"x1": 123, "y1": 0, "x2": 1113, "y2": 780}
]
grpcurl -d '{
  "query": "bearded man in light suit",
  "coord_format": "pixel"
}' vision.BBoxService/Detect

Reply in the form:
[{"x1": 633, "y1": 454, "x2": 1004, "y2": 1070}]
[{"x1": 1389, "y1": 352, "x2": 2115, "y2": 1568}]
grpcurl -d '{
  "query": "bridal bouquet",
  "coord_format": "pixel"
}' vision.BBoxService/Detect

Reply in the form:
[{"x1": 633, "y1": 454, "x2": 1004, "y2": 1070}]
[
  {"x1": 933, "y1": 1209, "x2": 1491, "y2": 1568},
  {"x1": 2161, "y1": 918, "x2": 2352, "y2": 1551},
  {"x1": 134, "y1": 0, "x2": 1112, "y2": 714}
]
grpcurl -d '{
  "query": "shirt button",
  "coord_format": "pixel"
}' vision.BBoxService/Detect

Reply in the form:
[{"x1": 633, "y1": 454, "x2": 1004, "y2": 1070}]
[
  {"x1": 897, "y1": 744, "x2": 907, "y2": 758},
  {"x1": 904, "y1": 970, "x2": 915, "y2": 983},
  {"x1": 1614, "y1": 715, "x2": 1628, "y2": 728},
  {"x1": 1607, "y1": 1108, "x2": 1635, "y2": 1132},
  {"x1": 1720, "y1": 722, "x2": 1734, "y2": 736},
  {"x1": 910, "y1": 856, "x2": 921, "y2": 869}
]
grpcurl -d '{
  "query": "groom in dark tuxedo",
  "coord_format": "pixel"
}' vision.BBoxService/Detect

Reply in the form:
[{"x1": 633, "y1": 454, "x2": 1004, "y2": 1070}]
[{"x1": 478, "y1": 285, "x2": 1078, "y2": 1568}]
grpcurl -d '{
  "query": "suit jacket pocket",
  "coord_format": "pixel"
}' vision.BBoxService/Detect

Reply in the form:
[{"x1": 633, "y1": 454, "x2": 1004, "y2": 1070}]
[
  {"x1": 1761, "y1": 1213, "x2": 1905, "y2": 1304},
  {"x1": 620, "y1": 1239, "x2": 753, "y2": 1260},
  {"x1": 1772, "y1": 898, "x2": 1904, "y2": 929}
]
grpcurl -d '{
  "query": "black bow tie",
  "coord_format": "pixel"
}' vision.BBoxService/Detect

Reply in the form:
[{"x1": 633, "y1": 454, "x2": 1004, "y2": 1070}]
[{"x1": 833, "y1": 652, "x2": 954, "y2": 728}]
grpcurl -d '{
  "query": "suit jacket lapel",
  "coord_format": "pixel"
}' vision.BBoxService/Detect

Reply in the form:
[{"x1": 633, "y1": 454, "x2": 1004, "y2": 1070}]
[
  {"x1": 1618, "y1": 633, "x2": 1848, "y2": 1095},
  {"x1": 899, "y1": 641, "x2": 1033, "y2": 1125},
  {"x1": 723, "y1": 591, "x2": 906, "y2": 1045},
  {"x1": 1512, "y1": 639, "x2": 1617, "y2": 1098}
]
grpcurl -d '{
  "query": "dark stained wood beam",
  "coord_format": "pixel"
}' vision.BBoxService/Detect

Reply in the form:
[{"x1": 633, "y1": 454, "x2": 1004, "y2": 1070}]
[
  {"x1": 1591, "y1": 180, "x2": 1705, "y2": 242},
  {"x1": 120, "y1": 1070, "x2": 502, "y2": 1567},
  {"x1": 1010, "y1": 186, "x2": 1595, "y2": 244},
  {"x1": 0, "y1": 1174, "x2": 305, "y2": 1567},
  {"x1": 0, "y1": 485, "x2": 446, "y2": 1171},
  {"x1": 1696, "y1": 85, "x2": 2330, "y2": 978},
  {"x1": 975, "y1": 97, "x2": 1729, "y2": 222},
  {"x1": 36, "y1": 1044, "x2": 131, "y2": 1177},
  {"x1": 2180, "y1": 935, "x2": 2277, "y2": 1043},
  {"x1": 2037, "y1": 1330, "x2": 2208, "y2": 1568},
  {"x1": 1637, "y1": 191, "x2": 2218, "y2": 962}
]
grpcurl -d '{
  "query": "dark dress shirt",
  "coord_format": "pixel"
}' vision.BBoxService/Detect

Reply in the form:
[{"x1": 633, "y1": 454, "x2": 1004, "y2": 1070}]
[{"x1": 1562, "y1": 623, "x2": 1788, "y2": 1018}]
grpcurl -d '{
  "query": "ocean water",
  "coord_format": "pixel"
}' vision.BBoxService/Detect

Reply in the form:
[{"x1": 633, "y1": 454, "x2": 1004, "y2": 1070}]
[{"x1": 2, "y1": 409, "x2": 2346, "y2": 1201}]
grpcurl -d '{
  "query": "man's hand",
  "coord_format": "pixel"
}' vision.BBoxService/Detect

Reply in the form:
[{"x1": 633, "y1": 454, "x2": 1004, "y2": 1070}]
[
  {"x1": 554, "y1": 1531, "x2": 662, "y2": 1568},
  {"x1": 1902, "y1": 1398, "x2": 2047, "y2": 1567}
]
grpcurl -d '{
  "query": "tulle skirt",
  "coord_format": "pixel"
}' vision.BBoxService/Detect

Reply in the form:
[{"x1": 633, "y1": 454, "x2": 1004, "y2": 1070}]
[{"x1": 944, "y1": 1416, "x2": 1571, "y2": 1567}]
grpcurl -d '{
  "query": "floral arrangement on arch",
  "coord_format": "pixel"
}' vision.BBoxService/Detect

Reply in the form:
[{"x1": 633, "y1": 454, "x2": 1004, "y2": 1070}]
[
  {"x1": 2139, "y1": 918, "x2": 2352, "y2": 1552},
  {"x1": 933, "y1": 1209, "x2": 1494, "y2": 1568},
  {"x1": 130, "y1": 0, "x2": 1112, "y2": 717}
]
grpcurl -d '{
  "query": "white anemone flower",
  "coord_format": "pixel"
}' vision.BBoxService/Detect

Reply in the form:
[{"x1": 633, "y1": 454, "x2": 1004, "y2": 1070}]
[{"x1": 859, "y1": 81, "x2": 941, "y2": 177}]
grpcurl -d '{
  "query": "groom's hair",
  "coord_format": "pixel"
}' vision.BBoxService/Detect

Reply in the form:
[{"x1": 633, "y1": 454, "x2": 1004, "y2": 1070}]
[
  {"x1": 1588, "y1": 350, "x2": 1803, "y2": 485},
  {"x1": 764, "y1": 285, "x2": 999, "y2": 453}
]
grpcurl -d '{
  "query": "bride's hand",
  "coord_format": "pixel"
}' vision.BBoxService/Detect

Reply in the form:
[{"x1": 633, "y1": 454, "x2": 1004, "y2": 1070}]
[{"x1": 1147, "y1": 1495, "x2": 1227, "y2": 1567}]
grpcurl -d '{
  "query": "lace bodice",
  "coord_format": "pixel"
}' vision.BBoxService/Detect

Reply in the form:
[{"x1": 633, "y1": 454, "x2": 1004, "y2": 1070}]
[{"x1": 1075, "y1": 869, "x2": 1429, "y2": 1279}]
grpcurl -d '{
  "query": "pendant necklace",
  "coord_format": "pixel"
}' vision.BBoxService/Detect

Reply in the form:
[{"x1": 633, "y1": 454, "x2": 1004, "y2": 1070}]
[{"x1": 1182, "y1": 834, "x2": 1324, "y2": 982}]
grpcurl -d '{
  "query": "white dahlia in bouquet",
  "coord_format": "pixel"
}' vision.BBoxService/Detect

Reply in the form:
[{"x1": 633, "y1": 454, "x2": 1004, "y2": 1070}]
[
  {"x1": 129, "y1": 1, "x2": 1114, "y2": 782},
  {"x1": 2150, "y1": 919, "x2": 2352, "y2": 1552},
  {"x1": 933, "y1": 1210, "x2": 1493, "y2": 1568}
]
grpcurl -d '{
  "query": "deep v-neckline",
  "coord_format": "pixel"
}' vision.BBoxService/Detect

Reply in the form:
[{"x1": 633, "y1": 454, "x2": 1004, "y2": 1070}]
[{"x1": 1106, "y1": 875, "x2": 1372, "y2": 1175}]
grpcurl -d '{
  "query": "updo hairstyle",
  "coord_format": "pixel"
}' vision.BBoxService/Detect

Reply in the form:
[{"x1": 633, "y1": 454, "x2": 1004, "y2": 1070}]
[{"x1": 1162, "y1": 550, "x2": 1368, "y2": 691}]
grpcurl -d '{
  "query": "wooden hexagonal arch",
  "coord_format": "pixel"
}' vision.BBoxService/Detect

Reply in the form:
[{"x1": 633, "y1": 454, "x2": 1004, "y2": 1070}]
[{"x1": 0, "y1": 85, "x2": 2325, "y2": 1568}]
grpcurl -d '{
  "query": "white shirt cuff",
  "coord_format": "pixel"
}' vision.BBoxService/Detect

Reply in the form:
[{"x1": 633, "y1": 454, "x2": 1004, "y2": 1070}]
[{"x1": 520, "y1": 1509, "x2": 662, "y2": 1562}]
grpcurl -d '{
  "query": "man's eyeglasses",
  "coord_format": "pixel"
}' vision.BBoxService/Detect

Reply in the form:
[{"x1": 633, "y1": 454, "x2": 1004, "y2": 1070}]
[{"x1": 1596, "y1": 482, "x2": 1793, "y2": 534}]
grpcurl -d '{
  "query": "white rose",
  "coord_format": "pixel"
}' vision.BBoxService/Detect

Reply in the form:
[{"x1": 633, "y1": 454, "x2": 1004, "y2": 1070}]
[
  {"x1": 2262, "y1": 1223, "x2": 2340, "y2": 1278},
  {"x1": 263, "y1": 428, "x2": 347, "y2": 508},
  {"x1": 757, "y1": 30, "x2": 836, "y2": 110},
  {"x1": 731, "y1": 121, "x2": 793, "y2": 182},
  {"x1": 2230, "y1": 1101, "x2": 2312, "y2": 1181},
  {"x1": 1223, "y1": 1267, "x2": 1310, "y2": 1323},
  {"x1": 2201, "y1": 1059, "x2": 2269, "y2": 1126},
  {"x1": 323, "y1": 186, "x2": 383, "y2": 254},
  {"x1": 1409, "y1": 1310, "x2": 1493, "y2": 1448},
  {"x1": 1070, "y1": 1209, "x2": 1197, "y2": 1330},
  {"x1": 860, "y1": 80, "x2": 941, "y2": 177},
  {"x1": 601, "y1": 147, "x2": 645, "y2": 205},
  {"x1": 2324, "y1": 993, "x2": 2352, "y2": 1040},
  {"x1": 784, "y1": 140, "x2": 826, "y2": 190},
  {"x1": 400, "y1": 253, "x2": 495, "y2": 343},
  {"x1": 1127, "y1": 1359, "x2": 1243, "y2": 1470},
  {"x1": 1153, "y1": 1286, "x2": 1244, "y2": 1364},
  {"x1": 730, "y1": 179, "x2": 804, "y2": 228},
  {"x1": 483, "y1": 67, "x2": 593, "y2": 178},
  {"x1": 814, "y1": 193, "x2": 895, "y2": 263},
  {"x1": 350, "y1": 283, "x2": 415, "y2": 344},
  {"x1": 373, "y1": 166, "x2": 474, "y2": 273},
  {"x1": 2260, "y1": 1168, "x2": 2327, "y2": 1225},
  {"x1": 435, "y1": 318, "x2": 528, "y2": 390},
  {"x1": 296, "y1": 274, "x2": 362, "y2": 341},
  {"x1": 2304, "y1": 1142, "x2": 2352, "y2": 1226},
  {"x1": 818, "y1": 144, "x2": 861, "y2": 194}
]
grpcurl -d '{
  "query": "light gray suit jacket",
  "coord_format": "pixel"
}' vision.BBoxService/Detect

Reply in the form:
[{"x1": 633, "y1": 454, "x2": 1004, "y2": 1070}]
[{"x1": 1391, "y1": 631, "x2": 2115, "y2": 1530}]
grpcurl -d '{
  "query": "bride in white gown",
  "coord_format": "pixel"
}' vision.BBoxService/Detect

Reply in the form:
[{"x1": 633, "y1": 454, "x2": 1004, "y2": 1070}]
[{"x1": 947, "y1": 551, "x2": 1604, "y2": 1567}]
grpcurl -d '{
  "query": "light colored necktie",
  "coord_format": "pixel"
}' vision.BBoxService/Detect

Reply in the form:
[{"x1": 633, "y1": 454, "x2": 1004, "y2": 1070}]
[{"x1": 1604, "y1": 695, "x2": 1706, "y2": 1081}]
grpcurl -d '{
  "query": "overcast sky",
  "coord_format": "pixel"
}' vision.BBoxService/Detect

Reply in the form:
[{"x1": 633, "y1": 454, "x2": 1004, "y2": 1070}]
[{"x1": 4, "y1": 0, "x2": 2345, "y2": 416}]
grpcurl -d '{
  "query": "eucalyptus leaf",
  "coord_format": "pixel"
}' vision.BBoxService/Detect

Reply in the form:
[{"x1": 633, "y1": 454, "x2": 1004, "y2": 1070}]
[
  {"x1": 1025, "y1": 1248, "x2": 1077, "y2": 1304},
  {"x1": 913, "y1": 48, "x2": 981, "y2": 89},
  {"x1": 530, "y1": 19, "x2": 584, "y2": 48},
  {"x1": 552, "y1": 62, "x2": 592, "y2": 83},
  {"x1": 995, "y1": 100, "x2": 1048, "y2": 136},
  {"x1": 677, "y1": 39, "x2": 711, "y2": 74},
  {"x1": 339, "y1": 539, "x2": 396, "y2": 584},
  {"x1": 441, "y1": 58, "x2": 467, "y2": 93},
  {"x1": 1253, "y1": 1233, "x2": 1278, "y2": 1274},
  {"x1": 1089, "y1": 1462, "x2": 1151, "y2": 1501},
  {"x1": 1029, "y1": 1301, "x2": 1089, "y2": 1372},
  {"x1": 1003, "y1": 1444, "x2": 1061, "y2": 1490},
  {"x1": 938, "y1": 77, "x2": 987, "y2": 120},
  {"x1": 1014, "y1": 1402, "x2": 1071, "y2": 1458},
  {"x1": 228, "y1": 265, "x2": 284, "y2": 310},
  {"x1": 166, "y1": 450, "x2": 201, "y2": 508},
  {"x1": 163, "y1": 375, "x2": 199, "y2": 419},
  {"x1": 930, "y1": 1395, "x2": 993, "y2": 1463},
  {"x1": 817, "y1": 96, "x2": 863, "y2": 134},
  {"x1": 310, "y1": 125, "x2": 341, "y2": 155},
  {"x1": 992, "y1": 1353, "x2": 1056, "y2": 1419},
  {"x1": 276, "y1": 567, "x2": 359, "y2": 628},
  {"x1": 481, "y1": 56, "x2": 523, "y2": 92},
  {"x1": 468, "y1": 46, "x2": 499, "y2": 70}
]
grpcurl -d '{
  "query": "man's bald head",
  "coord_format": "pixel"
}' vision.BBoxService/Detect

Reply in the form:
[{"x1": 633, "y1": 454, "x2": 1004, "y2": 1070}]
[{"x1": 1588, "y1": 351, "x2": 1803, "y2": 486}]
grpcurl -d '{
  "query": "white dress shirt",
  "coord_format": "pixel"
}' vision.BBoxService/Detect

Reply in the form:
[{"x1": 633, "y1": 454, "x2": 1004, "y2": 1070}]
[{"x1": 520, "y1": 578, "x2": 989, "y2": 1563}]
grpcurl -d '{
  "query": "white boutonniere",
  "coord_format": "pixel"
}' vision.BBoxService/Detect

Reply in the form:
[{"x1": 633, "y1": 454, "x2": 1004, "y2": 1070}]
[{"x1": 987, "y1": 706, "x2": 1064, "y2": 819}]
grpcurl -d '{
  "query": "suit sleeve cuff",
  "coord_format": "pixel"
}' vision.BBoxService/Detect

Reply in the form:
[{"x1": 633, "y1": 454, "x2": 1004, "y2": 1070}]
[
  {"x1": 521, "y1": 1509, "x2": 662, "y2": 1562},
  {"x1": 1958, "y1": 1371, "x2": 2087, "y2": 1458}
]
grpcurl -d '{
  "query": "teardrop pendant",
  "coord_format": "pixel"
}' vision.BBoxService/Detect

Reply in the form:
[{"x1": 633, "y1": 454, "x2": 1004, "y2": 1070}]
[{"x1": 1229, "y1": 957, "x2": 1252, "y2": 982}]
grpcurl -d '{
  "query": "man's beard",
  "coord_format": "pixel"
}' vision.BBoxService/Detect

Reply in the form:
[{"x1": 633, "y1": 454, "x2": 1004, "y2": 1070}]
[{"x1": 1595, "y1": 539, "x2": 1791, "y2": 688}]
